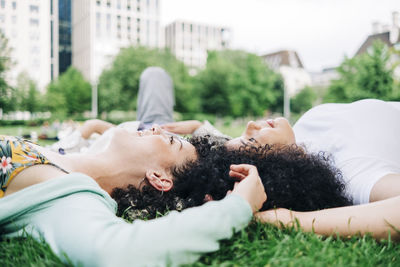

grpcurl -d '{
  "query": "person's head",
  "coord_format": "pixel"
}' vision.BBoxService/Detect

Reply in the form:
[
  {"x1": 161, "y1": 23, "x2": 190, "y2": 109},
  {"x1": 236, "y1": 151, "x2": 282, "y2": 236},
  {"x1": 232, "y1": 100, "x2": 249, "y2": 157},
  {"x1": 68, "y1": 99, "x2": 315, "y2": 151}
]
[
  {"x1": 101, "y1": 125, "x2": 197, "y2": 193},
  {"x1": 112, "y1": 136, "x2": 351, "y2": 220},
  {"x1": 225, "y1": 117, "x2": 295, "y2": 149}
]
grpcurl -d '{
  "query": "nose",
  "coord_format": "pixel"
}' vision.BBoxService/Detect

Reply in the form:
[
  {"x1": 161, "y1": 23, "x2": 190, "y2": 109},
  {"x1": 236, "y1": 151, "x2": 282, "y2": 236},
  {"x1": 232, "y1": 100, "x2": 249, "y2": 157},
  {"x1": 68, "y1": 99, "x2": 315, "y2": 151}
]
[
  {"x1": 246, "y1": 121, "x2": 260, "y2": 131},
  {"x1": 151, "y1": 125, "x2": 163, "y2": 135}
]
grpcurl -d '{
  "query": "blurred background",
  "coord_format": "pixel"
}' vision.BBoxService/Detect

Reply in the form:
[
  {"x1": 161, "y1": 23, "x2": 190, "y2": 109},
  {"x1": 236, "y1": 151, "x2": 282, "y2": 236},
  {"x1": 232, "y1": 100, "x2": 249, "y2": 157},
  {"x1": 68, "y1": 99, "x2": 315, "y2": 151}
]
[{"x1": 1, "y1": 0, "x2": 399, "y2": 142}]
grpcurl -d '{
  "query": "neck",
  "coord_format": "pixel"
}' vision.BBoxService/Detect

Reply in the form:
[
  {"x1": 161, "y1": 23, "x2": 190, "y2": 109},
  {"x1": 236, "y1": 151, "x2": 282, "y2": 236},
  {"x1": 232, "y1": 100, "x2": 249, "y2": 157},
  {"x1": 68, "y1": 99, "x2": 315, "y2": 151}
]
[{"x1": 64, "y1": 151, "x2": 146, "y2": 194}]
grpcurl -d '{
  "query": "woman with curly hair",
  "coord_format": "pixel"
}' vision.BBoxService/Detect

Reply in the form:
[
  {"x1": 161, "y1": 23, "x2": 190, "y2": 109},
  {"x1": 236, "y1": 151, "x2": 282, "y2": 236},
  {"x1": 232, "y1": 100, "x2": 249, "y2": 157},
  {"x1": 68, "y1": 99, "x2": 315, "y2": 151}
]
[
  {"x1": 112, "y1": 137, "x2": 351, "y2": 219},
  {"x1": 0, "y1": 126, "x2": 267, "y2": 266},
  {"x1": 164, "y1": 99, "x2": 400, "y2": 240}
]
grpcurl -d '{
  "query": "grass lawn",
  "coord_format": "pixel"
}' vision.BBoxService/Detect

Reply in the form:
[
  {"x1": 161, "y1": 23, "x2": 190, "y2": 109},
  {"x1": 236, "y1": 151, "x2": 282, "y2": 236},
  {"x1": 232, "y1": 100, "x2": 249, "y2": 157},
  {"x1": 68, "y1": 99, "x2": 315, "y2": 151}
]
[
  {"x1": 1, "y1": 124, "x2": 399, "y2": 266},
  {"x1": 1, "y1": 223, "x2": 399, "y2": 266}
]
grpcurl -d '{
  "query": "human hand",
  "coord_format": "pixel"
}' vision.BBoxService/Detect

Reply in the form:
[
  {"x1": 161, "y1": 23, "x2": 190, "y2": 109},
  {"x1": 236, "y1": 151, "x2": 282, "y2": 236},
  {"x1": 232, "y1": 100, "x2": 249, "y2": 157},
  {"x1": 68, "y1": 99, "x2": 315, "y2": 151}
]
[
  {"x1": 255, "y1": 208, "x2": 296, "y2": 227},
  {"x1": 230, "y1": 164, "x2": 267, "y2": 213},
  {"x1": 161, "y1": 120, "x2": 202, "y2": 135}
]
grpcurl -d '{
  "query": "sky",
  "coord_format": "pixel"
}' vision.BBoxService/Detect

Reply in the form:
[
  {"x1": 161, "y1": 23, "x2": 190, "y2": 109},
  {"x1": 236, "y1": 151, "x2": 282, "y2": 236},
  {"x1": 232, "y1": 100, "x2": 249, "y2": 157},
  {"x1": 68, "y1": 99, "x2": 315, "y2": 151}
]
[{"x1": 161, "y1": 0, "x2": 400, "y2": 72}]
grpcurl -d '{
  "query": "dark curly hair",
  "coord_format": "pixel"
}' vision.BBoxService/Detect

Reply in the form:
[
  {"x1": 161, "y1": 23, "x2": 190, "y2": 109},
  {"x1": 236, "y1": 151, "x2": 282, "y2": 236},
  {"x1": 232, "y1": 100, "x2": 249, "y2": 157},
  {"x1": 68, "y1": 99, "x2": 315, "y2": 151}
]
[{"x1": 111, "y1": 136, "x2": 351, "y2": 220}]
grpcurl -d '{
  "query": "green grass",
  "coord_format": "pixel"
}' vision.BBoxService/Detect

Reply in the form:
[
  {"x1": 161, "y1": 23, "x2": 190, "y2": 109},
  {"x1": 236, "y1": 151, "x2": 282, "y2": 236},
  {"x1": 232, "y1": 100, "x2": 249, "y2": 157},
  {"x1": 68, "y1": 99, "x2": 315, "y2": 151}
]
[
  {"x1": 1, "y1": 223, "x2": 399, "y2": 266},
  {"x1": 1, "y1": 124, "x2": 399, "y2": 266}
]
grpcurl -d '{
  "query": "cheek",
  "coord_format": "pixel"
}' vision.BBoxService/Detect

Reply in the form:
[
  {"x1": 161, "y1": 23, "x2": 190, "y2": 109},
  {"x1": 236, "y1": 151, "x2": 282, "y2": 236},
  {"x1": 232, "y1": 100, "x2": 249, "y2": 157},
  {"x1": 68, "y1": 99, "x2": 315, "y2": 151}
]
[{"x1": 257, "y1": 129, "x2": 273, "y2": 145}]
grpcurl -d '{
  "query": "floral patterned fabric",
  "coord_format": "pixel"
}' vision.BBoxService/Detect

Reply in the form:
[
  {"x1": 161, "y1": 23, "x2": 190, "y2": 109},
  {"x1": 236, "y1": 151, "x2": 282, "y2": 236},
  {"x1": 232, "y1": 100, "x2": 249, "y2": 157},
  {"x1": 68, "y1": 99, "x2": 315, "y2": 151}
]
[{"x1": 0, "y1": 135, "x2": 67, "y2": 198}]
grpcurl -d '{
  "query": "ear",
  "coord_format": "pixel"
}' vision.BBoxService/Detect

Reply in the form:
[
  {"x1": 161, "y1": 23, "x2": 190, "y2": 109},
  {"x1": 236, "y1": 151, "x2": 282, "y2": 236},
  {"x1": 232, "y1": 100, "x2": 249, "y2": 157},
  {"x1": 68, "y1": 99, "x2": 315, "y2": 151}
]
[
  {"x1": 204, "y1": 194, "x2": 213, "y2": 202},
  {"x1": 145, "y1": 170, "x2": 173, "y2": 192}
]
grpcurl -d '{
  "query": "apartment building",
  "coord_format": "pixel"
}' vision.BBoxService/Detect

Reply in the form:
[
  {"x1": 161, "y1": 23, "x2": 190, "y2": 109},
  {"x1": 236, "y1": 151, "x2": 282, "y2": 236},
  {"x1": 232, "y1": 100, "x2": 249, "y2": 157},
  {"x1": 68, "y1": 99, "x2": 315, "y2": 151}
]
[
  {"x1": 165, "y1": 20, "x2": 231, "y2": 69},
  {"x1": 72, "y1": 0, "x2": 161, "y2": 83},
  {"x1": 0, "y1": 0, "x2": 58, "y2": 90}
]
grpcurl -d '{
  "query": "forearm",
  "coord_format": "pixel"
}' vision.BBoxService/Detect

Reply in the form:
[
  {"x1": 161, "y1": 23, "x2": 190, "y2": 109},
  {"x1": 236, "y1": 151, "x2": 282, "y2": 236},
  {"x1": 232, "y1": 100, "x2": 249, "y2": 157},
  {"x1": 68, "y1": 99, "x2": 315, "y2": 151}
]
[
  {"x1": 80, "y1": 119, "x2": 115, "y2": 139},
  {"x1": 34, "y1": 193, "x2": 252, "y2": 267},
  {"x1": 264, "y1": 196, "x2": 400, "y2": 240}
]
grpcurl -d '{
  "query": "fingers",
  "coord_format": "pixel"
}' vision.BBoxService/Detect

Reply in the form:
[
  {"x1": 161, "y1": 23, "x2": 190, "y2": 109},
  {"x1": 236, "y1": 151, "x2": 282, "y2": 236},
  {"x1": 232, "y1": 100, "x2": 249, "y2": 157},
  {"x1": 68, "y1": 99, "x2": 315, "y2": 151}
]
[
  {"x1": 230, "y1": 164, "x2": 258, "y2": 181},
  {"x1": 229, "y1": 170, "x2": 246, "y2": 180}
]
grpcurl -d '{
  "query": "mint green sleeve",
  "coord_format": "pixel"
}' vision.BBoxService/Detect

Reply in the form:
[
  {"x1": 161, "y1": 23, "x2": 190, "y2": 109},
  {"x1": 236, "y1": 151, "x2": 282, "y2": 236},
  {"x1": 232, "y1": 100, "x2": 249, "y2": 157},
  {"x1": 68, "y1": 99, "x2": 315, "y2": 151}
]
[{"x1": 28, "y1": 192, "x2": 252, "y2": 267}]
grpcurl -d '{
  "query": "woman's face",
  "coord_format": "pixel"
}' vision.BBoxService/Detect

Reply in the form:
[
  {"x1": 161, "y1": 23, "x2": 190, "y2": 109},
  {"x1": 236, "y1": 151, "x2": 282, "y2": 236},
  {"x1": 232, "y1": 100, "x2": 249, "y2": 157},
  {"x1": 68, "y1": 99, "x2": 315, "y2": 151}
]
[
  {"x1": 225, "y1": 118, "x2": 296, "y2": 148},
  {"x1": 111, "y1": 126, "x2": 197, "y2": 169}
]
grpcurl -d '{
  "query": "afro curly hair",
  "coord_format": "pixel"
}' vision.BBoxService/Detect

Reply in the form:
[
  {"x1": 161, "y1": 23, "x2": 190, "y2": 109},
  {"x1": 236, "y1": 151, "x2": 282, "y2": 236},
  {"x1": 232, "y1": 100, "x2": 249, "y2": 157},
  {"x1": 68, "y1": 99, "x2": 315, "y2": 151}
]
[{"x1": 111, "y1": 136, "x2": 352, "y2": 220}]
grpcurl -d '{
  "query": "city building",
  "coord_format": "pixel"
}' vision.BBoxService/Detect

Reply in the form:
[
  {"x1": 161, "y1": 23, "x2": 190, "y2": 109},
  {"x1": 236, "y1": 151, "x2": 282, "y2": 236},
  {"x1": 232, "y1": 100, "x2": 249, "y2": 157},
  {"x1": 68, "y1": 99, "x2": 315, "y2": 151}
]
[
  {"x1": 58, "y1": 0, "x2": 72, "y2": 75},
  {"x1": 356, "y1": 11, "x2": 400, "y2": 56},
  {"x1": 0, "y1": 0, "x2": 57, "y2": 90},
  {"x1": 262, "y1": 50, "x2": 311, "y2": 97},
  {"x1": 355, "y1": 11, "x2": 400, "y2": 79},
  {"x1": 310, "y1": 67, "x2": 339, "y2": 89},
  {"x1": 262, "y1": 50, "x2": 312, "y2": 118},
  {"x1": 72, "y1": 0, "x2": 161, "y2": 83},
  {"x1": 165, "y1": 20, "x2": 231, "y2": 69}
]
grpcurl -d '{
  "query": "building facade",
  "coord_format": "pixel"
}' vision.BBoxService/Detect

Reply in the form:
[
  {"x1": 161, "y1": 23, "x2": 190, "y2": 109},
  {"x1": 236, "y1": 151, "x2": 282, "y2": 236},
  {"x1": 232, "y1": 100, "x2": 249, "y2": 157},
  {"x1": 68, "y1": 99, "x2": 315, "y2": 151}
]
[
  {"x1": 262, "y1": 50, "x2": 311, "y2": 97},
  {"x1": 0, "y1": 0, "x2": 57, "y2": 90},
  {"x1": 165, "y1": 20, "x2": 231, "y2": 69},
  {"x1": 58, "y1": 0, "x2": 72, "y2": 75},
  {"x1": 72, "y1": 0, "x2": 161, "y2": 83}
]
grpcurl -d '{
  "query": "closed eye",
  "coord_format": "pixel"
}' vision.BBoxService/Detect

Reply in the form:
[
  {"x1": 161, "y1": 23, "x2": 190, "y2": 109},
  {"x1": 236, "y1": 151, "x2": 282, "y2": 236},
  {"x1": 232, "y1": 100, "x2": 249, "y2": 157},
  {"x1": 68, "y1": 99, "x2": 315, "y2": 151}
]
[{"x1": 169, "y1": 136, "x2": 174, "y2": 144}]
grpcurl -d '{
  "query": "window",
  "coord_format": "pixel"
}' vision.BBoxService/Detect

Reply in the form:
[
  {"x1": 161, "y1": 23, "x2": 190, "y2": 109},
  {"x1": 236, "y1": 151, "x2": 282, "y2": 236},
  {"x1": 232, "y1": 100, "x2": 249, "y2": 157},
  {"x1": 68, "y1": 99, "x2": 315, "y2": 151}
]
[
  {"x1": 12, "y1": 1, "x2": 16, "y2": 10},
  {"x1": 106, "y1": 13, "x2": 111, "y2": 33},
  {"x1": 106, "y1": 0, "x2": 111, "y2": 7},
  {"x1": 30, "y1": 5, "x2": 39, "y2": 13},
  {"x1": 0, "y1": 0, "x2": 5, "y2": 9},
  {"x1": 117, "y1": 0, "x2": 121, "y2": 9},
  {"x1": 137, "y1": 0, "x2": 140, "y2": 12},
  {"x1": 30, "y1": 18, "x2": 39, "y2": 26},
  {"x1": 96, "y1": 12, "x2": 101, "y2": 36},
  {"x1": 0, "y1": 14, "x2": 4, "y2": 23},
  {"x1": 96, "y1": 0, "x2": 101, "y2": 6},
  {"x1": 30, "y1": 32, "x2": 40, "y2": 41},
  {"x1": 127, "y1": 0, "x2": 131, "y2": 10},
  {"x1": 11, "y1": 15, "x2": 16, "y2": 24}
]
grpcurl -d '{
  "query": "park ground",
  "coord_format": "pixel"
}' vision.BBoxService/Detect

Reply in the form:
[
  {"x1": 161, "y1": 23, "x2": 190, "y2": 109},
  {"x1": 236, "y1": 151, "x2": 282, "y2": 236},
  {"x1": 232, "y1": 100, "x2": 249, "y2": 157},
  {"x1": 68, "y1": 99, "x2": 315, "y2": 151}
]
[{"x1": 1, "y1": 123, "x2": 399, "y2": 266}]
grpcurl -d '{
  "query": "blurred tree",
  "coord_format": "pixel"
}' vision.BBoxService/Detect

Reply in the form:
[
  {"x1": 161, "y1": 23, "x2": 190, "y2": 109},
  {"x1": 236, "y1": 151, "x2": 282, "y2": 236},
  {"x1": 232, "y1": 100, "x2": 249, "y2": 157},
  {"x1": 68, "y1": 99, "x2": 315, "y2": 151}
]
[
  {"x1": 197, "y1": 50, "x2": 284, "y2": 117},
  {"x1": 14, "y1": 72, "x2": 42, "y2": 113},
  {"x1": 45, "y1": 67, "x2": 91, "y2": 116},
  {"x1": 98, "y1": 47, "x2": 197, "y2": 113},
  {"x1": 324, "y1": 41, "x2": 399, "y2": 103},
  {"x1": 291, "y1": 86, "x2": 317, "y2": 114},
  {"x1": 0, "y1": 32, "x2": 13, "y2": 113}
]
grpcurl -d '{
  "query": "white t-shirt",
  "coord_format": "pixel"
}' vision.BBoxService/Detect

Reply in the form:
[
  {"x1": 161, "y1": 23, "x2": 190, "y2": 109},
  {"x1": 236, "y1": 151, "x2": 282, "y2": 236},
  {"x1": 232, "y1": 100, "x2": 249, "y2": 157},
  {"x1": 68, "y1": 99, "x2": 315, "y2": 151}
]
[{"x1": 293, "y1": 99, "x2": 400, "y2": 205}]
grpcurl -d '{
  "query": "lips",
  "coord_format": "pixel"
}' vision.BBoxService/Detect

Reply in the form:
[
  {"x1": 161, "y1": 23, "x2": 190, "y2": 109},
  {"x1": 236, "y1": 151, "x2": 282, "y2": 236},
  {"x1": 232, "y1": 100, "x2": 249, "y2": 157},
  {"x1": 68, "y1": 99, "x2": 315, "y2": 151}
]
[{"x1": 267, "y1": 119, "x2": 274, "y2": 128}]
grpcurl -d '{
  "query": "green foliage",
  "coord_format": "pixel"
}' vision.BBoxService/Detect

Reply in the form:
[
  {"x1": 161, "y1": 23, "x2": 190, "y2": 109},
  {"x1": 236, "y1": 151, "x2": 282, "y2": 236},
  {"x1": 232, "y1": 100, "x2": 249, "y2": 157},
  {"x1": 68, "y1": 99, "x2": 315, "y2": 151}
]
[
  {"x1": 45, "y1": 67, "x2": 91, "y2": 116},
  {"x1": 197, "y1": 50, "x2": 284, "y2": 117},
  {"x1": 0, "y1": 31, "x2": 13, "y2": 113},
  {"x1": 324, "y1": 41, "x2": 400, "y2": 103},
  {"x1": 98, "y1": 46, "x2": 197, "y2": 113},
  {"x1": 291, "y1": 86, "x2": 317, "y2": 114},
  {"x1": 12, "y1": 72, "x2": 43, "y2": 113}
]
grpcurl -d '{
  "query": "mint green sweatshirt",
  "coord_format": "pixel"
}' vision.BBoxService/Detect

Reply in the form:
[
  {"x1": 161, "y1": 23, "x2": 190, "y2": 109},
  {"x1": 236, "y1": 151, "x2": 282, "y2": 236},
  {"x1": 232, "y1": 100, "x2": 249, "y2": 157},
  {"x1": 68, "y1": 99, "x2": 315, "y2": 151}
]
[{"x1": 0, "y1": 173, "x2": 252, "y2": 267}]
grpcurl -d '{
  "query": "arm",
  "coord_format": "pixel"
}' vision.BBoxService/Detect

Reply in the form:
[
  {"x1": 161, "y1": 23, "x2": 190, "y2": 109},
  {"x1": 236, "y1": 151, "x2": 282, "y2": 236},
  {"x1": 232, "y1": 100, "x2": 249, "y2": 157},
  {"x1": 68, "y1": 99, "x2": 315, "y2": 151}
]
[
  {"x1": 31, "y1": 193, "x2": 251, "y2": 267},
  {"x1": 257, "y1": 196, "x2": 400, "y2": 241},
  {"x1": 161, "y1": 120, "x2": 203, "y2": 135},
  {"x1": 29, "y1": 165, "x2": 265, "y2": 267},
  {"x1": 257, "y1": 175, "x2": 400, "y2": 241},
  {"x1": 80, "y1": 119, "x2": 116, "y2": 139}
]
